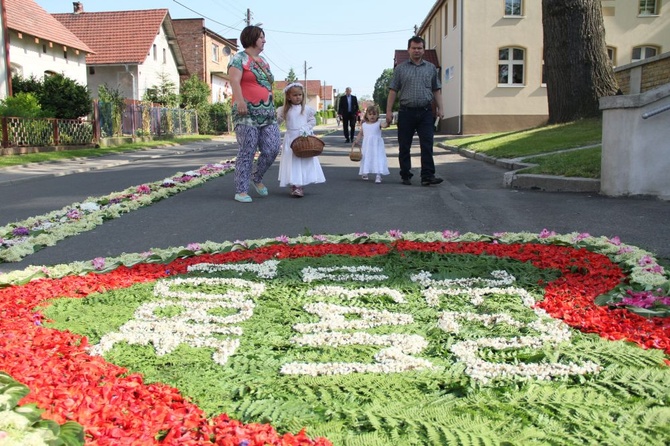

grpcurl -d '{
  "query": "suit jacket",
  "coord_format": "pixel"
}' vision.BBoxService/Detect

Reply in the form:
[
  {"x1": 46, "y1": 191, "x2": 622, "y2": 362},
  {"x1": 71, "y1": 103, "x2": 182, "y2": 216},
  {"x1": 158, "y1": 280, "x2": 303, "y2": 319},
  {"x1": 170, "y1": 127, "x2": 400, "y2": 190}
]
[{"x1": 338, "y1": 94, "x2": 359, "y2": 116}]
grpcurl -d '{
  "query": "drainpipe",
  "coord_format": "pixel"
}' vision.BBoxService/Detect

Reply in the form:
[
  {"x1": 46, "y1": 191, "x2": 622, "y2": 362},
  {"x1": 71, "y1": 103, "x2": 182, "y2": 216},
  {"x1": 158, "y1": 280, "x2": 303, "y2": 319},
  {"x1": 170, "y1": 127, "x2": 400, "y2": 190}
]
[
  {"x1": 458, "y1": 0, "x2": 463, "y2": 135},
  {"x1": 124, "y1": 64, "x2": 136, "y2": 100},
  {"x1": 124, "y1": 65, "x2": 136, "y2": 136},
  {"x1": 1, "y1": 0, "x2": 11, "y2": 97}
]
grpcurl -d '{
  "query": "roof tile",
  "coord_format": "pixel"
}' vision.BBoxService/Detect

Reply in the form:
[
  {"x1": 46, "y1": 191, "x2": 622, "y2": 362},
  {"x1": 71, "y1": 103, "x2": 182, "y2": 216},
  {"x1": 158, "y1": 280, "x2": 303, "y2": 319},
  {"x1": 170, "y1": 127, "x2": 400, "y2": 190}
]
[{"x1": 52, "y1": 9, "x2": 169, "y2": 65}]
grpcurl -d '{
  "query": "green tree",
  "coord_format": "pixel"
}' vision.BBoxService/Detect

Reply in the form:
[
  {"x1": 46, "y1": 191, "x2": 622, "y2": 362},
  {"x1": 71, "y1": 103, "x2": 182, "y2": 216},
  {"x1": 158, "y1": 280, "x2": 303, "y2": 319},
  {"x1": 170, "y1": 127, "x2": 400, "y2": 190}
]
[
  {"x1": 143, "y1": 72, "x2": 180, "y2": 107},
  {"x1": 38, "y1": 74, "x2": 92, "y2": 119},
  {"x1": 180, "y1": 75, "x2": 210, "y2": 109},
  {"x1": 373, "y1": 68, "x2": 394, "y2": 113},
  {"x1": 285, "y1": 68, "x2": 298, "y2": 82},
  {"x1": 273, "y1": 87, "x2": 285, "y2": 109},
  {"x1": 542, "y1": 0, "x2": 618, "y2": 123}
]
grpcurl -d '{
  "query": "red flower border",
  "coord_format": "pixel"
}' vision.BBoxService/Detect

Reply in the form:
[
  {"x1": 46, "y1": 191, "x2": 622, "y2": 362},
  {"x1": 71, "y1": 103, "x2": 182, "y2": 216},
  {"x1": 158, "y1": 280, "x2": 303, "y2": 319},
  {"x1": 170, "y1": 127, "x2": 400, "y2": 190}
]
[{"x1": 1, "y1": 241, "x2": 668, "y2": 445}]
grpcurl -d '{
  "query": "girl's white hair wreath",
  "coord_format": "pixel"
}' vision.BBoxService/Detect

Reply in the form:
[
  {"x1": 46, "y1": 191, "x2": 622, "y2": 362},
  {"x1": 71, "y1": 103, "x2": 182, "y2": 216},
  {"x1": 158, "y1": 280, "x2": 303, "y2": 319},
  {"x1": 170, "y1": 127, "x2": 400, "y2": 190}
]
[{"x1": 283, "y1": 82, "x2": 304, "y2": 93}]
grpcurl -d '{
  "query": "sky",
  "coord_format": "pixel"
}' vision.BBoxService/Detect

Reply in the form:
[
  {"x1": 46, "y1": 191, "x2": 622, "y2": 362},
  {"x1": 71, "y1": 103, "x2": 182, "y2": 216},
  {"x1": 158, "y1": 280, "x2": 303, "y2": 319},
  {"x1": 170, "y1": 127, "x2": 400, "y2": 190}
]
[{"x1": 35, "y1": 0, "x2": 437, "y2": 99}]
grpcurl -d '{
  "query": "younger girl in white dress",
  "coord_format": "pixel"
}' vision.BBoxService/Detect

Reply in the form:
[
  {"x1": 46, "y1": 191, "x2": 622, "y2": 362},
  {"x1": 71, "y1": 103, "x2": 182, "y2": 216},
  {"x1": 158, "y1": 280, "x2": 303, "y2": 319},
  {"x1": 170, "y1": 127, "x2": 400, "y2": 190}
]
[
  {"x1": 277, "y1": 83, "x2": 325, "y2": 197},
  {"x1": 353, "y1": 104, "x2": 389, "y2": 183}
]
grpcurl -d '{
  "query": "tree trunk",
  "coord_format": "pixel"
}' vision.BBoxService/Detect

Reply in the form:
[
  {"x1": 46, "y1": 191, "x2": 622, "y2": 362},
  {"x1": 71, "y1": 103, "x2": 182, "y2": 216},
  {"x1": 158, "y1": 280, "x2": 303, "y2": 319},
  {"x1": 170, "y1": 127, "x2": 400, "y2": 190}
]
[{"x1": 542, "y1": 0, "x2": 619, "y2": 123}]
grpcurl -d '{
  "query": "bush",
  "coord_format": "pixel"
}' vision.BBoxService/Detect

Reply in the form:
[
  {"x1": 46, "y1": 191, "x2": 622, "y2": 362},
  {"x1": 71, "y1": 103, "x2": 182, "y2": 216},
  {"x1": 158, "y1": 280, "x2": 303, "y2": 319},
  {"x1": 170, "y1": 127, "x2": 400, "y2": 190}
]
[
  {"x1": 0, "y1": 92, "x2": 46, "y2": 118},
  {"x1": 39, "y1": 74, "x2": 92, "y2": 119},
  {"x1": 11, "y1": 74, "x2": 42, "y2": 97},
  {"x1": 201, "y1": 102, "x2": 231, "y2": 134}
]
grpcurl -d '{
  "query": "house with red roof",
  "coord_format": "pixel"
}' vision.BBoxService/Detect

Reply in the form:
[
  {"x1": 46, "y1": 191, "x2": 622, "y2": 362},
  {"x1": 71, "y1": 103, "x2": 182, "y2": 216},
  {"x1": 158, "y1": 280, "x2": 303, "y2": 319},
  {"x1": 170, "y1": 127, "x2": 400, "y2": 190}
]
[
  {"x1": 172, "y1": 18, "x2": 237, "y2": 104},
  {"x1": 4, "y1": 0, "x2": 92, "y2": 89},
  {"x1": 52, "y1": 2, "x2": 187, "y2": 101},
  {"x1": 275, "y1": 80, "x2": 333, "y2": 112}
]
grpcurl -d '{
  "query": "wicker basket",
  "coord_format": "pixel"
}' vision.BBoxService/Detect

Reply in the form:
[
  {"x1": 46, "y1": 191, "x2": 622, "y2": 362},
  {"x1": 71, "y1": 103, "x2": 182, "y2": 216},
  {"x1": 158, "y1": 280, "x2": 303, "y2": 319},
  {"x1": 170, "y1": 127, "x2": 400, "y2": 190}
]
[
  {"x1": 290, "y1": 135, "x2": 325, "y2": 158},
  {"x1": 349, "y1": 145, "x2": 362, "y2": 162}
]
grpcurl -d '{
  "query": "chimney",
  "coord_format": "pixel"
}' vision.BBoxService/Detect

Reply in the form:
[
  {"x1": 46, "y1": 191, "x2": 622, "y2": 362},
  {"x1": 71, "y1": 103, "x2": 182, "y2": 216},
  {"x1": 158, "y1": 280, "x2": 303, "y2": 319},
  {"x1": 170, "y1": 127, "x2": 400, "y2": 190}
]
[{"x1": 73, "y1": 2, "x2": 84, "y2": 14}]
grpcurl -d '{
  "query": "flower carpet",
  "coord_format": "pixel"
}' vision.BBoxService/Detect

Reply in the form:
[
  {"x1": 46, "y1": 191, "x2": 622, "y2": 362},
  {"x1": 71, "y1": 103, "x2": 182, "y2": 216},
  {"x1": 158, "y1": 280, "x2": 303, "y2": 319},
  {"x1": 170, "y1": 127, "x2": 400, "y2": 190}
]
[
  {"x1": 0, "y1": 161, "x2": 235, "y2": 263},
  {"x1": 0, "y1": 230, "x2": 669, "y2": 445}
]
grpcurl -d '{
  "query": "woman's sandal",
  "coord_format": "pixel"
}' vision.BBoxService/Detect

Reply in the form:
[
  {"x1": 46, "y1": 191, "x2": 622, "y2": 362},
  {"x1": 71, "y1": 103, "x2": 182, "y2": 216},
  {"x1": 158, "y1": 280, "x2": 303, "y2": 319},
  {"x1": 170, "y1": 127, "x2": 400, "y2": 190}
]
[
  {"x1": 253, "y1": 183, "x2": 268, "y2": 196},
  {"x1": 234, "y1": 193, "x2": 252, "y2": 203}
]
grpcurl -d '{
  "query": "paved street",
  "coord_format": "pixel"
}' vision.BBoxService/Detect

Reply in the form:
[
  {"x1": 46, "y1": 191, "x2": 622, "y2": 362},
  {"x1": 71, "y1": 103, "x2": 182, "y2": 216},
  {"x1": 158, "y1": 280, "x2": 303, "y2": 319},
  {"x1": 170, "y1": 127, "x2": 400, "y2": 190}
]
[{"x1": 1, "y1": 123, "x2": 668, "y2": 274}]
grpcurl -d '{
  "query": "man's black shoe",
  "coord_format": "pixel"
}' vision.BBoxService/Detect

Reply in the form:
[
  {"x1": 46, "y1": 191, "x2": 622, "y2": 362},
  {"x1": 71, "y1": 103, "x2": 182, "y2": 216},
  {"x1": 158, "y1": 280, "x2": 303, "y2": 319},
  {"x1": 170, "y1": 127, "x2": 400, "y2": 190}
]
[
  {"x1": 401, "y1": 178, "x2": 412, "y2": 185},
  {"x1": 421, "y1": 177, "x2": 444, "y2": 186},
  {"x1": 345, "y1": 139, "x2": 350, "y2": 143}
]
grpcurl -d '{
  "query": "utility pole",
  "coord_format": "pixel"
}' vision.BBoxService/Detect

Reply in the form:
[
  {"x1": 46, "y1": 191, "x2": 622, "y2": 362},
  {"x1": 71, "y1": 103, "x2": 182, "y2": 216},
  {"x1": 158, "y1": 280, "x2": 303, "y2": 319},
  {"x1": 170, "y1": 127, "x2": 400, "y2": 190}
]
[
  {"x1": 303, "y1": 61, "x2": 312, "y2": 105},
  {"x1": 246, "y1": 9, "x2": 251, "y2": 26},
  {"x1": 322, "y1": 80, "x2": 327, "y2": 123}
]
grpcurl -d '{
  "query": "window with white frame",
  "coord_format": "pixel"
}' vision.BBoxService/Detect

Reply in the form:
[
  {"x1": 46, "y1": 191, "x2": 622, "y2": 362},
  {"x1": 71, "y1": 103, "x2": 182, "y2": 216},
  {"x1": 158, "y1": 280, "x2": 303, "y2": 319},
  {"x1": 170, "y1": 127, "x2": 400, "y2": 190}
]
[
  {"x1": 639, "y1": 0, "x2": 658, "y2": 15},
  {"x1": 212, "y1": 44, "x2": 219, "y2": 62},
  {"x1": 452, "y1": 0, "x2": 457, "y2": 28},
  {"x1": 606, "y1": 47, "x2": 617, "y2": 66},
  {"x1": 632, "y1": 45, "x2": 658, "y2": 62},
  {"x1": 498, "y1": 47, "x2": 525, "y2": 85},
  {"x1": 505, "y1": 0, "x2": 523, "y2": 16},
  {"x1": 443, "y1": 2, "x2": 449, "y2": 36}
]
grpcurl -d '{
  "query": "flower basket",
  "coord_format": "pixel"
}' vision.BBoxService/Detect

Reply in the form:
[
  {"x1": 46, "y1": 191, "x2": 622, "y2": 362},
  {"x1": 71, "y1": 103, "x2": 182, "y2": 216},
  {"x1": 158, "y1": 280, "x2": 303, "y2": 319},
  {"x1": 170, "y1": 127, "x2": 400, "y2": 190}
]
[
  {"x1": 349, "y1": 144, "x2": 362, "y2": 162},
  {"x1": 290, "y1": 136, "x2": 325, "y2": 158}
]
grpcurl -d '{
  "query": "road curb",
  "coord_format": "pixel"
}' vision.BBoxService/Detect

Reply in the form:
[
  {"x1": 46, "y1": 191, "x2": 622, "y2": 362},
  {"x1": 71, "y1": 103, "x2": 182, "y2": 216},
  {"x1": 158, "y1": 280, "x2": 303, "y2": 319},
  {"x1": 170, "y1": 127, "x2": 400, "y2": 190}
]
[{"x1": 439, "y1": 143, "x2": 601, "y2": 193}]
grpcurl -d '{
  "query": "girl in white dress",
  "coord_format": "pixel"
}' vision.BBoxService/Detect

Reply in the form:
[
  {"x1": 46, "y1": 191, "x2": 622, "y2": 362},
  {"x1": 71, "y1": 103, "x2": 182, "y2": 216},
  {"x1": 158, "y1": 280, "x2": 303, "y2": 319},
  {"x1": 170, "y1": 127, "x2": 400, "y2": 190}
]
[
  {"x1": 277, "y1": 83, "x2": 325, "y2": 197},
  {"x1": 353, "y1": 104, "x2": 389, "y2": 183}
]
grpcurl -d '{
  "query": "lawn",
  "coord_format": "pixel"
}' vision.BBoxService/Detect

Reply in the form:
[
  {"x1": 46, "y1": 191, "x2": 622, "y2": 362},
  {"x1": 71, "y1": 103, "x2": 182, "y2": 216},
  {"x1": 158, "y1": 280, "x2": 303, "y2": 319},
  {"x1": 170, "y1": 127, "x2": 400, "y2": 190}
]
[
  {"x1": 521, "y1": 146, "x2": 602, "y2": 179},
  {"x1": 448, "y1": 119, "x2": 602, "y2": 159},
  {"x1": 446, "y1": 118, "x2": 603, "y2": 178}
]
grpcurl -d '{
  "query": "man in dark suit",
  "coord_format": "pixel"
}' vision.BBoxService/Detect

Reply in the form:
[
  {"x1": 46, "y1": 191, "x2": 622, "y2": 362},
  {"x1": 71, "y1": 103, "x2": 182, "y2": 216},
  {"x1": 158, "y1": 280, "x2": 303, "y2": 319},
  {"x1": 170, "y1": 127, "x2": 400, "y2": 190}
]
[{"x1": 337, "y1": 87, "x2": 359, "y2": 143}]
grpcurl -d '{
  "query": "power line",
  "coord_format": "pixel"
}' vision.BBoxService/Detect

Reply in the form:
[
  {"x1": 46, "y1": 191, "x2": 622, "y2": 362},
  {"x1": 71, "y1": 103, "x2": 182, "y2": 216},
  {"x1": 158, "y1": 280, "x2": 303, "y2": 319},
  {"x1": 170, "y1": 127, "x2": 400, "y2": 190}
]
[
  {"x1": 172, "y1": 1, "x2": 413, "y2": 37},
  {"x1": 265, "y1": 28, "x2": 413, "y2": 37}
]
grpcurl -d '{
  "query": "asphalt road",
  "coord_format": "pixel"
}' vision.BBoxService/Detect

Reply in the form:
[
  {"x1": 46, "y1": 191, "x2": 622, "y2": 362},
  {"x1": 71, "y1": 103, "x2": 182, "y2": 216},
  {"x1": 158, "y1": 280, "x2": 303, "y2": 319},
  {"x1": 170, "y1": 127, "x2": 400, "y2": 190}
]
[{"x1": 1, "y1": 125, "x2": 668, "y2": 274}]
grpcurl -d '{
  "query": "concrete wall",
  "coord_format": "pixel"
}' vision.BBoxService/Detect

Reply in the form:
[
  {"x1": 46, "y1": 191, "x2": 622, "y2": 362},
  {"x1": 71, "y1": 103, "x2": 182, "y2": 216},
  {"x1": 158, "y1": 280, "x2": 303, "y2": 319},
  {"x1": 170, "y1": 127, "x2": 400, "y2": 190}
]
[
  {"x1": 600, "y1": 82, "x2": 670, "y2": 200},
  {"x1": 615, "y1": 51, "x2": 670, "y2": 94}
]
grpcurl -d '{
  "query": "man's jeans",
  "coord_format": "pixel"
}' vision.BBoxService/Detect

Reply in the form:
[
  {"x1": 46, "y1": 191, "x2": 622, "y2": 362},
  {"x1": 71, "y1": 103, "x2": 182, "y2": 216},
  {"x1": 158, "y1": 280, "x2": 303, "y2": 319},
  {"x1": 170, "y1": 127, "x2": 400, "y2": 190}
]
[{"x1": 397, "y1": 107, "x2": 435, "y2": 180}]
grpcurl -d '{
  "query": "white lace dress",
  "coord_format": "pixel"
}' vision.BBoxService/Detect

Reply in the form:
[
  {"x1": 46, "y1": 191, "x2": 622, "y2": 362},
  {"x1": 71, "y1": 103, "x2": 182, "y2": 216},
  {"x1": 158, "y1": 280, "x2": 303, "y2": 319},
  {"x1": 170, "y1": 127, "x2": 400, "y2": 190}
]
[
  {"x1": 277, "y1": 105, "x2": 326, "y2": 187},
  {"x1": 359, "y1": 121, "x2": 389, "y2": 176}
]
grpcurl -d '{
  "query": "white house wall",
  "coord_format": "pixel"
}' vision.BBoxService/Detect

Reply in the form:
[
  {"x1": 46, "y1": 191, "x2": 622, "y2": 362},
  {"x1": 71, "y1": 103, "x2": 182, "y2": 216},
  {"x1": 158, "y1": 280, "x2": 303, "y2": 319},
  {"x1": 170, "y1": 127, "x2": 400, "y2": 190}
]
[
  {"x1": 8, "y1": 29, "x2": 87, "y2": 85},
  {"x1": 87, "y1": 65, "x2": 138, "y2": 100},
  {"x1": 137, "y1": 24, "x2": 180, "y2": 100}
]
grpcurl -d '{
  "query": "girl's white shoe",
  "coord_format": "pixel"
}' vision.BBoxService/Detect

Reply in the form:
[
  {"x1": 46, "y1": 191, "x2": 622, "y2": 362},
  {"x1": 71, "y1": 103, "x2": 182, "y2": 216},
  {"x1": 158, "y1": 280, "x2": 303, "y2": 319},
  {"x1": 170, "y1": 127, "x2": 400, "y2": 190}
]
[
  {"x1": 362, "y1": 175, "x2": 368, "y2": 180},
  {"x1": 375, "y1": 175, "x2": 382, "y2": 184}
]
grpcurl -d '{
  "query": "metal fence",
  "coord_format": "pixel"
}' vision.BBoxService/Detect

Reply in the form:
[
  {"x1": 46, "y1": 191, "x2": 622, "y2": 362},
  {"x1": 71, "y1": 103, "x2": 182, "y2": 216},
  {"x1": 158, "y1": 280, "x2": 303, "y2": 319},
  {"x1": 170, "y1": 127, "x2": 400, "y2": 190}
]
[
  {"x1": 95, "y1": 100, "x2": 198, "y2": 138},
  {"x1": 0, "y1": 102, "x2": 199, "y2": 148},
  {"x1": 1, "y1": 117, "x2": 94, "y2": 147}
]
